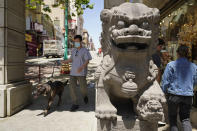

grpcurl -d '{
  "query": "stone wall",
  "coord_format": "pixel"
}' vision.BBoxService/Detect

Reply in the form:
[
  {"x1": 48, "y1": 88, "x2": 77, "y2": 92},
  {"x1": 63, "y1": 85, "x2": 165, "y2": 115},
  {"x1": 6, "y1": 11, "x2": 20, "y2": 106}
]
[{"x1": 0, "y1": 0, "x2": 31, "y2": 117}]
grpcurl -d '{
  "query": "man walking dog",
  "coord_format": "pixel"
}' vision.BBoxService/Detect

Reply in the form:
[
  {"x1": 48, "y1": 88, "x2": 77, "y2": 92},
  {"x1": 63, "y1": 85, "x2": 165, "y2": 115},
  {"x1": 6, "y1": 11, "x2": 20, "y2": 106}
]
[{"x1": 62, "y1": 35, "x2": 92, "y2": 111}]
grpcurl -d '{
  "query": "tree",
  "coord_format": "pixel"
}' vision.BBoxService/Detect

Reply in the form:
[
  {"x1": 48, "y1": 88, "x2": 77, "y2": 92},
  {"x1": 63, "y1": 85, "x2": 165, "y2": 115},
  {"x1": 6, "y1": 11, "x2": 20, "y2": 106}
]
[{"x1": 26, "y1": 0, "x2": 94, "y2": 15}]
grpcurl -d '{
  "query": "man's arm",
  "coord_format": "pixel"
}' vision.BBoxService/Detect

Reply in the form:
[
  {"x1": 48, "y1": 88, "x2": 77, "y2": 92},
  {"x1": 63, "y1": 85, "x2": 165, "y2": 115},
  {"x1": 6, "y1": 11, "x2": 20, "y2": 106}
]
[
  {"x1": 194, "y1": 64, "x2": 197, "y2": 86},
  {"x1": 161, "y1": 64, "x2": 171, "y2": 94},
  {"x1": 62, "y1": 58, "x2": 72, "y2": 64}
]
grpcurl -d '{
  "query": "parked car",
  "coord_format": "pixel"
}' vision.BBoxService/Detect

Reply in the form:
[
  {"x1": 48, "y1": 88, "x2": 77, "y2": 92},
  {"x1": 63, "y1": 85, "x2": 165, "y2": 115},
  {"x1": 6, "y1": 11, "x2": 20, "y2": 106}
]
[{"x1": 43, "y1": 40, "x2": 64, "y2": 58}]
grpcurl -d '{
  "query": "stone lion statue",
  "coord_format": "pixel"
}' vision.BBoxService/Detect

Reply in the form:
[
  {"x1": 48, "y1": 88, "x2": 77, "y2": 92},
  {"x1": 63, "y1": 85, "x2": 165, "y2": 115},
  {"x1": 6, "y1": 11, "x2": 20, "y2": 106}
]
[{"x1": 95, "y1": 2, "x2": 167, "y2": 124}]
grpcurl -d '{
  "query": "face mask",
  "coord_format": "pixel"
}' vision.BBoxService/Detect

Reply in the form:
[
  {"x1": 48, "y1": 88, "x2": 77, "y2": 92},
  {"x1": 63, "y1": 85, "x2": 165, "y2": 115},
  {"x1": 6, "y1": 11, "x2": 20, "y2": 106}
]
[{"x1": 74, "y1": 42, "x2": 81, "y2": 48}]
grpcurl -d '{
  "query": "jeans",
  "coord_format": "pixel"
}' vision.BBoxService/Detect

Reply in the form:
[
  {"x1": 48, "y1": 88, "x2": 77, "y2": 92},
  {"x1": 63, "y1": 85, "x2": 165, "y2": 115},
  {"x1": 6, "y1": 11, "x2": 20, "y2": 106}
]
[{"x1": 168, "y1": 94, "x2": 193, "y2": 131}]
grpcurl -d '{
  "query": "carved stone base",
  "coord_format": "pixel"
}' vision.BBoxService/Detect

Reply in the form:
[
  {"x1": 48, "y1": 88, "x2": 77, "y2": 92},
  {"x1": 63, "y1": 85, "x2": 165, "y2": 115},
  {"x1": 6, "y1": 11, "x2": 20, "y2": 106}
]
[
  {"x1": 0, "y1": 88, "x2": 7, "y2": 117},
  {"x1": 0, "y1": 81, "x2": 32, "y2": 117},
  {"x1": 191, "y1": 107, "x2": 197, "y2": 128},
  {"x1": 97, "y1": 115, "x2": 158, "y2": 131}
]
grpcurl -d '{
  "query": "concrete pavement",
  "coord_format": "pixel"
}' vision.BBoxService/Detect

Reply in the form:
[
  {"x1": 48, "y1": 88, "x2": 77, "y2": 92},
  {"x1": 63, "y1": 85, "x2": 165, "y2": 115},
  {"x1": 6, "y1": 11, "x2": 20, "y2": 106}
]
[{"x1": 0, "y1": 52, "x2": 101, "y2": 131}]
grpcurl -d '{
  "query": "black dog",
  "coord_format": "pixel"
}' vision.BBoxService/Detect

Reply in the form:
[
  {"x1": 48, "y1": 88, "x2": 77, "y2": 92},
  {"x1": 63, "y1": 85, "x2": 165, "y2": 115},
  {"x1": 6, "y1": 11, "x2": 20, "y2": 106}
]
[{"x1": 33, "y1": 80, "x2": 68, "y2": 116}]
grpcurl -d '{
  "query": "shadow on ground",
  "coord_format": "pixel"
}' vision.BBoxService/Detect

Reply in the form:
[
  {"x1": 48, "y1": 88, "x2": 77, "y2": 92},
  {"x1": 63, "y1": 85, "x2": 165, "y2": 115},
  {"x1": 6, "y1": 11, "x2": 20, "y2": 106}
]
[
  {"x1": 26, "y1": 59, "x2": 98, "y2": 116},
  {"x1": 28, "y1": 84, "x2": 96, "y2": 116}
]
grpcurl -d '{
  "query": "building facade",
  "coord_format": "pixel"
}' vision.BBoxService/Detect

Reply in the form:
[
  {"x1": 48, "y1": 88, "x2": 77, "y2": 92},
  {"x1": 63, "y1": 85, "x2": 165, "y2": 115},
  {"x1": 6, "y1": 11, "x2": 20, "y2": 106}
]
[
  {"x1": 89, "y1": 37, "x2": 96, "y2": 51},
  {"x1": 43, "y1": 0, "x2": 65, "y2": 31},
  {"x1": 26, "y1": 0, "x2": 44, "y2": 56},
  {"x1": 76, "y1": 15, "x2": 84, "y2": 36},
  {"x1": 67, "y1": 0, "x2": 84, "y2": 50},
  {"x1": 0, "y1": 0, "x2": 31, "y2": 117},
  {"x1": 42, "y1": 0, "x2": 65, "y2": 48},
  {"x1": 82, "y1": 29, "x2": 89, "y2": 48},
  {"x1": 26, "y1": 0, "x2": 58, "y2": 56}
]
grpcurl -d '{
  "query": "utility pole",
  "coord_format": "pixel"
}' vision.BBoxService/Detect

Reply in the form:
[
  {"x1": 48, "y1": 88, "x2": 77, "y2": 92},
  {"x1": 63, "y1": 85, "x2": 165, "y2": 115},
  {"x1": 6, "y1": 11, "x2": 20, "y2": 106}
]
[
  {"x1": 61, "y1": 0, "x2": 70, "y2": 74},
  {"x1": 64, "y1": 1, "x2": 68, "y2": 60}
]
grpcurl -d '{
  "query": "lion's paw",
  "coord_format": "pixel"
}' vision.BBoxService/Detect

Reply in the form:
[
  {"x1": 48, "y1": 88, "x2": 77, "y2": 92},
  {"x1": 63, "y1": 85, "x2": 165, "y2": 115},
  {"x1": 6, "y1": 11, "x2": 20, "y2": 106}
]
[{"x1": 96, "y1": 105, "x2": 117, "y2": 120}]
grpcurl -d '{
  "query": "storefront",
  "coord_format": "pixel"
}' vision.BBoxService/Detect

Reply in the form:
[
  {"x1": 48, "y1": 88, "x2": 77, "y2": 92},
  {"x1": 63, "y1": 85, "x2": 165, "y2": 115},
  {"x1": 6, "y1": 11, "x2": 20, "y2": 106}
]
[
  {"x1": 25, "y1": 32, "x2": 38, "y2": 57},
  {"x1": 160, "y1": 0, "x2": 197, "y2": 62},
  {"x1": 160, "y1": 0, "x2": 197, "y2": 107}
]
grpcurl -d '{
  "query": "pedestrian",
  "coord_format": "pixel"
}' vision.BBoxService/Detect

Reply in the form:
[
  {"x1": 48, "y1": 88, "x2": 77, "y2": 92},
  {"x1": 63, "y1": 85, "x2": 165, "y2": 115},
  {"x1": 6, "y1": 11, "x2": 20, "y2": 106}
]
[
  {"x1": 162, "y1": 45, "x2": 197, "y2": 131},
  {"x1": 98, "y1": 48, "x2": 102, "y2": 57},
  {"x1": 152, "y1": 38, "x2": 165, "y2": 83},
  {"x1": 62, "y1": 35, "x2": 92, "y2": 111}
]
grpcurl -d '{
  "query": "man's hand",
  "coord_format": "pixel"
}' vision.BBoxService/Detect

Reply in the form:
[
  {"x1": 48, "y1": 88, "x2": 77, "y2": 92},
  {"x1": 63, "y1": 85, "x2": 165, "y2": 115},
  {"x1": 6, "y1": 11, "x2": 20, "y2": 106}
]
[
  {"x1": 77, "y1": 60, "x2": 89, "y2": 74},
  {"x1": 61, "y1": 61, "x2": 68, "y2": 64},
  {"x1": 61, "y1": 58, "x2": 72, "y2": 65},
  {"x1": 77, "y1": 66, "x2": 83, "y2": 74}
]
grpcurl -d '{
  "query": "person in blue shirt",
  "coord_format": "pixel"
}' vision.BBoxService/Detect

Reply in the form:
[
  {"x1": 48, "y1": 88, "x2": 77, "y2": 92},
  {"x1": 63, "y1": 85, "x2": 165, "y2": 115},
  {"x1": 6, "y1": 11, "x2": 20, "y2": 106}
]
[{"x1": 162, "y1": 45, "x2": 197, "y2": 131}]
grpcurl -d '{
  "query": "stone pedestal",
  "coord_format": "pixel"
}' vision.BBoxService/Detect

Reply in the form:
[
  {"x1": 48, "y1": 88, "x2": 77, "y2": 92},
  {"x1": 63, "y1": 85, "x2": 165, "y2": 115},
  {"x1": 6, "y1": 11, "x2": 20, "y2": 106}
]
[
  {"x1": 97, "y1": 116, "x2": 158, "y2": 131},
  {"x1": 191, "y1": 107, "x2": 197, "y2": 128},
  {"x1": 0, "y1": 0, "x2": 32, "y2": 117}
]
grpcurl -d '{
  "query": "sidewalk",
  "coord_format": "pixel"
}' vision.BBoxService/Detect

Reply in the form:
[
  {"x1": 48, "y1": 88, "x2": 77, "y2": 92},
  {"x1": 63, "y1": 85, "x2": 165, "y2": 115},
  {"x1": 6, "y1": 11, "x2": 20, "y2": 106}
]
[
  {"x1": 0, "y1": 87, "x2": 96, "y2": 131},
  {"x1": 0, "y1": 52, "x2": 101, "y2": 131}
]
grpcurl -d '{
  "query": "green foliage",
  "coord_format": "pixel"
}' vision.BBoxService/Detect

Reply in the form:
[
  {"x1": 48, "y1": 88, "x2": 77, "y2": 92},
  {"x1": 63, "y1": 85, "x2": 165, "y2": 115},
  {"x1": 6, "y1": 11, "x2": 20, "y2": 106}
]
[
  {"x1": 26, "y1": 0, "x2": 94, "y2": 15},
  {"x1": 43, "y1": 5, "x2": 51, "y2": 13}
]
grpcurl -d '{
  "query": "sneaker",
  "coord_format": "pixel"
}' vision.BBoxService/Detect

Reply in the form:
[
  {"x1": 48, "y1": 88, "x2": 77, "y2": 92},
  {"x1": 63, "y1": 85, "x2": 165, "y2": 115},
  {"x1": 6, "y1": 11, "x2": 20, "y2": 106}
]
[
  {"x1": 70, "y1": 105, "x2": 79, "y2": 112},
  {"x1": 84, "y1": 96, "x2": 88, "y2": 104}
]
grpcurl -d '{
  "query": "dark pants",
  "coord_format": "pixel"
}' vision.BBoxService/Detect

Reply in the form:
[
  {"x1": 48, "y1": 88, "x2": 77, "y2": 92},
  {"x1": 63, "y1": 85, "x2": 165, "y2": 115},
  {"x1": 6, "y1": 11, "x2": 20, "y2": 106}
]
[
  {"x1": 69, "y1": 76, "x2": 88, "y2": 105},
  {"x1": 168, "y1": 94, "x2": 193, "y2": 131}
]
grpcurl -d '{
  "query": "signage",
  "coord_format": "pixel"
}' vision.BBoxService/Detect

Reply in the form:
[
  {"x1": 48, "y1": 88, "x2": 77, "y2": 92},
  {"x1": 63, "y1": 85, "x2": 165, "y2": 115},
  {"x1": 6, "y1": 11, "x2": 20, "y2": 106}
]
[
  {"x1": 34, "y1": 23, "x2": 43, "y2": 32},
  {"x1": 25, "y1": 34, "x2": 32, "y2": 42}
]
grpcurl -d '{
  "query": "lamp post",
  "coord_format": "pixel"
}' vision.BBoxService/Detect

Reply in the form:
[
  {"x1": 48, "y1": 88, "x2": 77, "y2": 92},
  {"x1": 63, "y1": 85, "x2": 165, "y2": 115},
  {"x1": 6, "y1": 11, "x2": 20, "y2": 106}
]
[
  {"x1": 60, "y1": 1, "x2": 70, "y2": 75},
  {"x1": 64, "y1": 1, "x2": 68, "y2": 60}
]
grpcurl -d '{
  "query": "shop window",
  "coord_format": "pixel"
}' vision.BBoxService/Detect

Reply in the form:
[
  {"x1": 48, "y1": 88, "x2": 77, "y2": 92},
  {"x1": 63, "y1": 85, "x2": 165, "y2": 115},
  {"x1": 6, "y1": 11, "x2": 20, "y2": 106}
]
[{"x1": 160, "y1": 0, "x2": 197, "y2": 107}]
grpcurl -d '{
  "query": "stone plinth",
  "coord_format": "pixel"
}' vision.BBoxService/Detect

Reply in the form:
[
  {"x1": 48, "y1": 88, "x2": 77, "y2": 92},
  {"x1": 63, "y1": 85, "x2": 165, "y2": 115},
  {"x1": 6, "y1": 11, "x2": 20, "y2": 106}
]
[
  {"x1": 6, "y1": 81, "x2": 32, "y2": 116},
  {"x1": 0, "y1": 0, "x2": 31, "y2": 117},
  {"x1": 191, "y1": 107, "x2": 197, "y2": 128},
  {"x1": 97, "y1": 115, "x2": 158, "y2": 131},
  {"x1": 0, "y1": 88, "x2": 6, "y2": 117}
]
